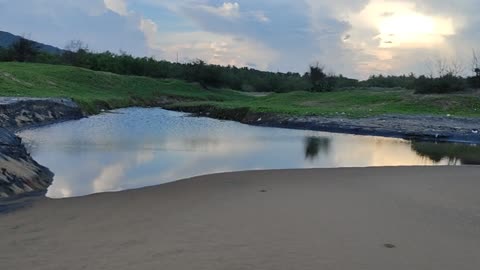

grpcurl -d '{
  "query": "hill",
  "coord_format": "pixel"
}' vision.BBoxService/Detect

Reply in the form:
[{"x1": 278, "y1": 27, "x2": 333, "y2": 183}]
[
  {"x1": 1, "y1": 62, "x2": 480, "y2": 118},
  {"x1": 0, "y1": 30, "x2": 64, "y2": 55},
  {"x1": 0, "y1": 62, "x2": 250, "y2": 113}
]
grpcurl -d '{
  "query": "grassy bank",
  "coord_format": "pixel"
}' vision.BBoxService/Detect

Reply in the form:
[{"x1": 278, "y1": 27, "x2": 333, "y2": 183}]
[
  {"x1": 0, "y1": 62, "x2": 250, "y2": 114},
  {"x1": 2, "y1": 62, "x2": 480, "y2": 117}
]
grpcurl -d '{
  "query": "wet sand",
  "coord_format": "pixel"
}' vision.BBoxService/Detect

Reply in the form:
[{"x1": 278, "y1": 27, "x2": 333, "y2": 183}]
[{"x1": 1, "y1": 167, "x2": 479, "y2": 270}]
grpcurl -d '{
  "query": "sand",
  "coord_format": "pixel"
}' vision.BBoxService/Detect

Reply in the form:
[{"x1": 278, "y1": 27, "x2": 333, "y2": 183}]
[{"x1": 1, "y1": 166, "x2": 480, "y2": 270}]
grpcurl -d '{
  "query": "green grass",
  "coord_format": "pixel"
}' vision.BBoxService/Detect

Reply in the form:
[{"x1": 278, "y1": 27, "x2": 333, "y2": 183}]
[
  {"x1": 175, "y1": 89, "x2": 480, "y2": 118},
  {"x1": 0, "y1": 62, "x2": 250, "y2": 113},
  {"x1": 2, "y1": 62, "x2": 480, "y2": 117}
]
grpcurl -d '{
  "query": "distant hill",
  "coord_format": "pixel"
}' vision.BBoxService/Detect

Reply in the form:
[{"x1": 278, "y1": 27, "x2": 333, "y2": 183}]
[{"x1": 0, "y1": 30, "x2": 64, "y2": 55}]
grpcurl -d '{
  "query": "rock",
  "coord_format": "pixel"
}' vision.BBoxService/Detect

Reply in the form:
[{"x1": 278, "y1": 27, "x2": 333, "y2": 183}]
[
  {"x1": 0, "y1": 127, "x2": 53, "y2": 198},
  {"x1": 0, "y1": 97, "x2": 83, "y2": 130},
  {"x1": 384, "y1": 243, "x2": 396, "y2": 249},
  {"x1": 0, "y1": 97, "x2": 81, "y2": 198}
]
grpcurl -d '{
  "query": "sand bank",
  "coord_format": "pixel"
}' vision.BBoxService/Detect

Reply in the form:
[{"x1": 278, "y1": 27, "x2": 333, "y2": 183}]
[{"x1": 1, "y1": 167, "x2": 479, "y2": 269}]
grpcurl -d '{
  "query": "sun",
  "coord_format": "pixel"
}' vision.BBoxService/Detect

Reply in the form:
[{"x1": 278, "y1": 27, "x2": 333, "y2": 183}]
[
  {"x1": 377, "y1": 11, "x2": 453, "y2": 48},
  {"x1": 380, "y1": 13, "x2": 435, "y2": 37},
  {"x1": 348, "y1": 1, "x2": 455, "y2": 49}
]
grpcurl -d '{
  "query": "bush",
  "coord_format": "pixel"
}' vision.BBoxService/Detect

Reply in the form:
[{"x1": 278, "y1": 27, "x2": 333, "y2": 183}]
[
  {"x1": 308, "y1": 64, "x2": 335, "y2": 92},
  {"x1": 467, "y1": 76, "x2": 480, "y2": 89},
  {"x1": 360, "y1": 74, "x2": 416, "y2": 89},
  {"x1": 11, "y1": 38, "x2": 39, "y2": 62},
  {"x1": 414, "y1": 75, "x2": 467, "y2": 94},
  {"x1": 0, "y1": 47, "x2": 11, "y2": 61}
]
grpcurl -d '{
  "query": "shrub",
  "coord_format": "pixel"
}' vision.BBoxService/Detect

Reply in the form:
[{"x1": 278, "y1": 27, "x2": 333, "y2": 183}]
[
  {"x1": 414, "y1": 75, "x2": 467, "y2": 94},
  {"x1": 308, "y1": 64, "x2": 335, "y2": 92},
  {"x1": 11, "y1": 38, "x2": 39, "y2": 62}
]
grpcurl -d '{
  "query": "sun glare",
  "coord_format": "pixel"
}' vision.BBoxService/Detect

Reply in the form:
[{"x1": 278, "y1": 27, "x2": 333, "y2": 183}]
[
  {"x1": 380, "y1": 13, "x2": 435, "y2": 36},
  {"x1": 349, "y1": 1, "x2": 455, "y2": 49},
  {"x1": 377, "y1": 11, "x2": 454, "y2": 48}
]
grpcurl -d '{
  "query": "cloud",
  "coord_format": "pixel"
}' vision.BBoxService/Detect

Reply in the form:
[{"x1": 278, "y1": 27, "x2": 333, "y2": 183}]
[
  {"x1": 104, "y1": 0, "x2": 128, "y2": 16},
  {"x1": 340, "y1": 0, "x2": 480, "y2": 76},
  {"x1": 210, "y1": 2, "x2": 241, "y2": 18},
  {"x1": 0, "y1": 0, "x2": 148, "y2": 55},
  {"x1": 139, "y1": 18, "x2": 161, "y2": 53},
  {"x1": 151, "y1": 31, "x2": 277, "y2": 69},
  {"x1": 1, "y1": 0, "x2": 480, "y2": 78}
]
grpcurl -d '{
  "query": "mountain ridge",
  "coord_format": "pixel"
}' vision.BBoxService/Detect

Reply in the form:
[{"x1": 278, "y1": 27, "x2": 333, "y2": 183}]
[{"x1": 0, "y1": 30, "x2": 64, "y2": 55}]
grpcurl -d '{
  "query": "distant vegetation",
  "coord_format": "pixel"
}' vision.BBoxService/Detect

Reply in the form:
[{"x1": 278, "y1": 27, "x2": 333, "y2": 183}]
[
  {"x1": 0, "y1": 34, "x2": 479, "y2": 94},
  {"x1": 2, "y1": 62, "x2": 480, "y2": 118},
  {"x1": 0, "y1": 62, "x2": 251, "y2": 114}
]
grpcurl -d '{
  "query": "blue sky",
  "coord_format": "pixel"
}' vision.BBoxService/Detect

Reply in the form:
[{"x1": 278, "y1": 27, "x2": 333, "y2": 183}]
[{"x1": 1, "y1": 0, "x2": 479, "y2": 78}]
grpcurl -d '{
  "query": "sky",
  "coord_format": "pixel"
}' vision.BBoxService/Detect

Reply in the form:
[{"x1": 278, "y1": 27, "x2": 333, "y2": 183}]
[{"x1": 0, "y1": 0, "x2": 479, "y2": 78}]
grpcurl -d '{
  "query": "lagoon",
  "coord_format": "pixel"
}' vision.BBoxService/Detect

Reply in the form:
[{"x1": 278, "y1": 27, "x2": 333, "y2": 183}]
[{"x1": 17, "y1": 108, "x2": 480, "y2": 198}]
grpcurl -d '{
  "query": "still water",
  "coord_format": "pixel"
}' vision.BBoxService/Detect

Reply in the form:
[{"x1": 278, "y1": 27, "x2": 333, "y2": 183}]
[{"x1": 17, "y1": 108, "x2": 480, "y2": 198}]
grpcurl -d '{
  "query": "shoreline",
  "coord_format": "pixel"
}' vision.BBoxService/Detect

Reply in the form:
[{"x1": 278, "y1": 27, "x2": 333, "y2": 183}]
[
  {"x1": 4, "y1": 96, "x2": 480, "y2": 144},
  {"x1": 1, "y1": 167, "x2": 479, "y2": 269},
  {"x1": 1, "y1": 96, "x2": 480, "y2": 199},
  {"x1": 167, "y1": 105, "x2": 480, "y2": 144},
  {"x1": 0, "y1": 97, "x2": 82, "y2": 198}
]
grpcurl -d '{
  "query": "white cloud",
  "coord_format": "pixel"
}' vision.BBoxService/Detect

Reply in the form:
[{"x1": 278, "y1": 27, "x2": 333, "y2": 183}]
[
  {"x1": 348, "y1": 1, "x2": 455, "y2": 49},
  {"x1": 140, "y1": 18, "x2": 161, "y2": 53},
  {"x1": 1, "y1": 0, "x2": 479, "y2": 78},
  {"x1": 152, "y1": 31, "x2": 276, "y2": 68},
  {"x1": 216, "y1": 2, "x2": 240, "y2": 18},
  {"x1": 184, "y1": 2, "x2": 270, "y2": 23},
  {"x1": 104, "y1": 0, "x2": 128, "y2": 16},
  {"x1": 0, "y1": 0, "x2": 147, "y2": 55}
]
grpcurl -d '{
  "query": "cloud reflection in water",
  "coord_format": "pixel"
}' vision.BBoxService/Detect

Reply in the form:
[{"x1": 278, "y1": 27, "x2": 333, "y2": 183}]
[{"x1": 17, "y1": 108, "x2": 472, "y2": 198}]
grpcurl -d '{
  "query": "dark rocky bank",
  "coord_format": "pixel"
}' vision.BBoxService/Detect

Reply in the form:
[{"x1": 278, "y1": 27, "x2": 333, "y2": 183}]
[
  {"x1": 168, "y1": 105, "x2": 480, "y2": 143},
  {"x1": 0, "y1": 98, "x2": 83, "y2": 198}
]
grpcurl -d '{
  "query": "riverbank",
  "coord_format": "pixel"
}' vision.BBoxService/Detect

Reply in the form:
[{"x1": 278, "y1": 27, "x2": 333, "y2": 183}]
[
  {"x1": 1, "y1": 63, "x2": 480, "y2": 198},
  {"x1": 2, "y1": 62, "x2": 480, "y2": 143},
  {"x1": 1, "y1": 167, "x2": 479, "y2": 270},
  {"x1": 168, "y1": 104, "x2": 480, "y2": 143},
  {"x1": 0, "y1": 127, "x2": 53, "y2": 198},
  {"x1": 0, "y1": 97, "x2": 83, "y2": 198}
]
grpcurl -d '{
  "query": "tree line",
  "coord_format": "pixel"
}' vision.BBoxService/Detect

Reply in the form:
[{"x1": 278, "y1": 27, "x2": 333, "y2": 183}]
[{"x1": 1, "y1": 37, "x2": 479, "y2": 93}]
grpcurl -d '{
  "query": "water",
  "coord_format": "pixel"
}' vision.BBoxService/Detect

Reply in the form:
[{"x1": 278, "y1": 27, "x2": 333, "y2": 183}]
[{"x1": 17, "y1": 108, "x2": 480, "y2": 198}]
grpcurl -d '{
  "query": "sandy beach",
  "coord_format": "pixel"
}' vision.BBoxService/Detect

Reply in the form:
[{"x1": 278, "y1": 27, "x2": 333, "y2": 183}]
[{"x1": 1, "y1": 167, "x2": 480, "y2": 270}]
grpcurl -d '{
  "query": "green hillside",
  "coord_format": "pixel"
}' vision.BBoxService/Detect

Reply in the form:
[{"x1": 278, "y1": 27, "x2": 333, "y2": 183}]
[
  {"x1": 1, "y1": 62, "x2": 480, "y2": 117},
  {"x1": 0, "y1": 62, "x2": 250, "y2": 113}
]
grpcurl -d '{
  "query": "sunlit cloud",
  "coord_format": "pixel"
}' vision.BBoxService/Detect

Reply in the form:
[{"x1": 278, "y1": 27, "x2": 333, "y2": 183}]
[
  {"x1": 1, "y1": 0, "x2": 479, "y2": 77},
  {"x1": 207, "y1": 2, "x2": 241, "y2": 18},
  {"x1": 151, "y1": 31, "x2": 277, "y2": 68},
  {"x1": 104, "y1": 0, "x2": 128, "y2": 16},
  {"x1": 92, "y1": 150, "x2": 157, "y2": 193},
  {"x1": 349, "y1": 1, "x2": 455, "y2": 49},
  {"x1": 340, "y1": 0, "x2": 464, "y2": 76}
]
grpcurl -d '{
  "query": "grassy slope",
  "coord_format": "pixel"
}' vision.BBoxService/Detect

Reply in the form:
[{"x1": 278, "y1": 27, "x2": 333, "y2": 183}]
[
  {"x1": 0, "y1": 62, "x2": 250, "y2": 113},
  {"x1": 1, "y1": 62, "x2": 480, "y2": 117},
  {"x1": 173, "y1": 88, "x2": 480, "y2": 117}
]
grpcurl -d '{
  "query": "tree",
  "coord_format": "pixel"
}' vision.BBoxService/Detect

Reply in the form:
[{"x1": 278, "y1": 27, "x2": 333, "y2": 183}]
[
  {"x1": 308, "y1": 63, "x2": 334, "y2": 92},
  {"x1": 469, "y1": 50, "x2": 480, "y2": 89},
  {"x1": 11, "y1": 37, "x2": 39, "y2": 62},
  {"x1": 184, "y1": 59, "x2": 221, "y2": 88},
  {"x1": 473, "y1": 50, "x2": 480, "y2": 77},
  {"x1": 63, "y1": 40, "x2": 90, "y2": 66},
  {"x1": 65, "y1": 40, "x2": 88, "y2": 53},
  {"x1": 0, "y1": 47, "x2": 11, "y2": 61},
  {"x1": 426, "y1": 57, "x2": 465, "y2": 78}
]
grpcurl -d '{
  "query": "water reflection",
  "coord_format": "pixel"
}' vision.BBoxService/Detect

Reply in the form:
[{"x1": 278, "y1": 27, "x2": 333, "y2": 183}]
[
  {"x1": 17, "y1": 108, "x2": 474, "y2": 198},
  {"x1": 304, "y1": 137, "x2": 331, "y2": 160},
  {"x1": 411, "y1": 142, "x2": 480, "y2": 165}
]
